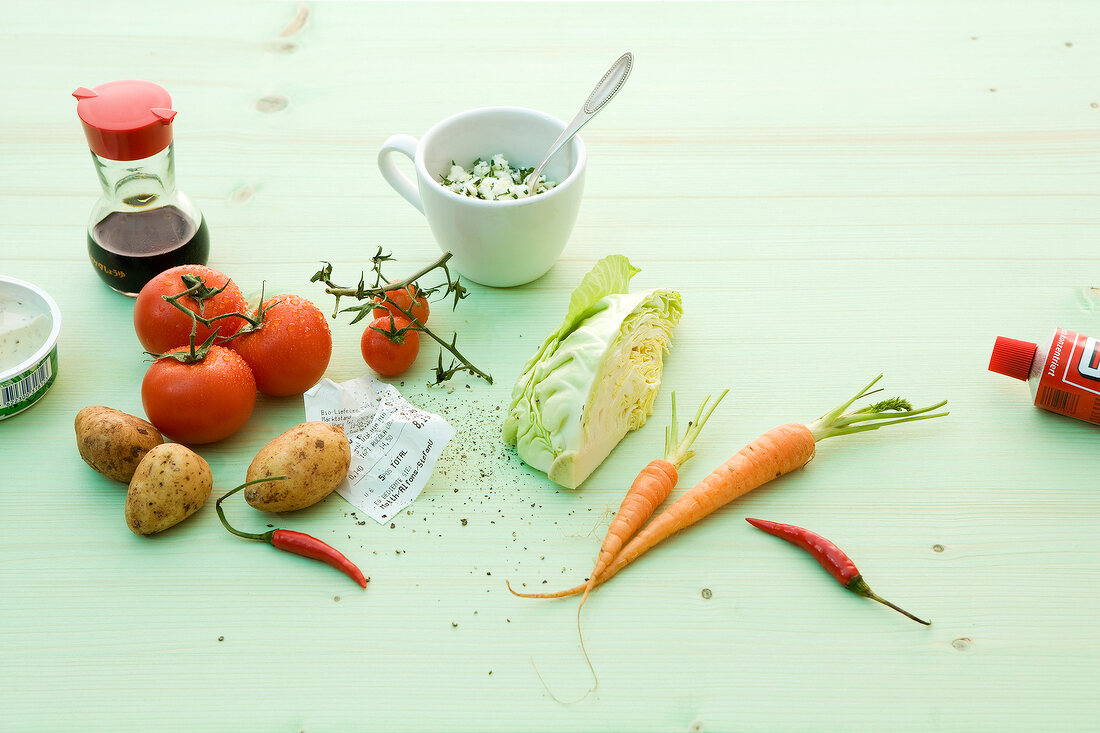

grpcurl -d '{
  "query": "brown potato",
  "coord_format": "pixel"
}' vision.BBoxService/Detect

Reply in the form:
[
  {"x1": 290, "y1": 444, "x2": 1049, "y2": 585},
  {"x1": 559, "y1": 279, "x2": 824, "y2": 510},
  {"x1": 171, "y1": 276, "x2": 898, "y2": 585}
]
[
  {"x1": 126, "y1": 443, "x2": 213, "y2": 535},
  {"x1": 75, "y1": 406, "x2": 164, "y2": 483},
  {"x1": 245, "y1": 422, "x2": 351, "y2": 512}
]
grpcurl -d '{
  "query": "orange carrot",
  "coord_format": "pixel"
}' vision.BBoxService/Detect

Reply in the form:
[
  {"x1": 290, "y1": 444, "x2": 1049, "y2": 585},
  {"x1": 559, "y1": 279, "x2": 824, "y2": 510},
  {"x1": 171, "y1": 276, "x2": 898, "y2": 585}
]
[
  {"x1": 508, "y1": 391, "x2": 726, "y2": 604},
  {"x1": 515, "y1": 374, "x2": 947, "y2": 600},
  {"x1": 509, "y1": 391, "x2": 727, "y2": 702},
  {"x1": 578, "y1": 460, "x2": 677, "y2": 596}
]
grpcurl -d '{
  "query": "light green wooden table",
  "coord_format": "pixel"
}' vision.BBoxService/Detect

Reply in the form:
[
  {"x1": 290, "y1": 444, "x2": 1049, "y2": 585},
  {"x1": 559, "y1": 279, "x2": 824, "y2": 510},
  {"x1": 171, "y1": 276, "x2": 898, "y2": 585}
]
[{"x1": 2, "y1": 2, "x2": 1098, "y2": 731}]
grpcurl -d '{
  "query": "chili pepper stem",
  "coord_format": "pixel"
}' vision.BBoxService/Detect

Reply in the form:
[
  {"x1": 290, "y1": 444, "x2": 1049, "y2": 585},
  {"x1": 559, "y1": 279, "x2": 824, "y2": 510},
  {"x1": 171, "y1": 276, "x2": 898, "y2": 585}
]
[
  {"x1": 215, "y1": 477, "x2": 289, "y2": 540},
  {"x1": 847, "y1": 575, "x2": 931, "y2": 626}
]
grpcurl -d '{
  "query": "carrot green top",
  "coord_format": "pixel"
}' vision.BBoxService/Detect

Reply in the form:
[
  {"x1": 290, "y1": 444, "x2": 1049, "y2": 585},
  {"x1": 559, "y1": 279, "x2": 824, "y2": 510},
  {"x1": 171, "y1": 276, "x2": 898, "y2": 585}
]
[{"x1": 807, "y1": 374, "x2": 948, "y2": 442}]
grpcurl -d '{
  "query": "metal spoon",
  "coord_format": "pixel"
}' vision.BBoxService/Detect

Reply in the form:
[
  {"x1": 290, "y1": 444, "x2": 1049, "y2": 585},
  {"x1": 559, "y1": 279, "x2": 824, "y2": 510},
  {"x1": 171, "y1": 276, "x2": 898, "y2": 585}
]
[{"x1": 524, "y1": 51, "x2": 634, "y2": 195}]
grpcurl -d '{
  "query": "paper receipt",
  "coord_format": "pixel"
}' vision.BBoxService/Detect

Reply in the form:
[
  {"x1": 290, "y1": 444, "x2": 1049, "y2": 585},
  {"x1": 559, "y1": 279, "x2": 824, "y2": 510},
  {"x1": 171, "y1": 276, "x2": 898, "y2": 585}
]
[{"x1": 303, "y1": 374, "x2": 455, "y2": 523}]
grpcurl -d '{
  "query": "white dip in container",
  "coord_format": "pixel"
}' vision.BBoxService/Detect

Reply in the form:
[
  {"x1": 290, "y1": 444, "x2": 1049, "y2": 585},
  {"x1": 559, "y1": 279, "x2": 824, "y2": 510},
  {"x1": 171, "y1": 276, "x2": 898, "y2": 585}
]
[{"x1": 0, "y1": 276, "x2": 61, "y2": 420}]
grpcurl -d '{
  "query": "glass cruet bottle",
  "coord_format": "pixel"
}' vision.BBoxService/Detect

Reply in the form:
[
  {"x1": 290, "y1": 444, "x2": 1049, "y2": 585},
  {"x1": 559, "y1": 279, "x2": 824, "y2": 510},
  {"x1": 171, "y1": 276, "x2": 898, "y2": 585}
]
[{"x1": 73, "y1": 80, "x2": 209, "y2": 296}]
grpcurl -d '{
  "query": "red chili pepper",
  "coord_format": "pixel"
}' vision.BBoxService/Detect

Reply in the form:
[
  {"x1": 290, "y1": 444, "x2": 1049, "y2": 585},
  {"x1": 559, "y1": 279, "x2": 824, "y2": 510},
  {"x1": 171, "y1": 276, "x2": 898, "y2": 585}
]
[
  {"x1": 745, "y1": 517, "x2": 929, "y2": 625},
  {"x1": 217, "y1": 478, "x2": 368, "y2": 589},
  {"x1": 268, "y1": 529, "x2": 368, "y2": 588}
]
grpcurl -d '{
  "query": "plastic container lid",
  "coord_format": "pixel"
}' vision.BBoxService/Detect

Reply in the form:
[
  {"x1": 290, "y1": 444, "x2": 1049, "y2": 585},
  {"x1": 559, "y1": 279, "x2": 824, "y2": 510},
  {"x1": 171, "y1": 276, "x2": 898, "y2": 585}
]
[
  {"x1": 73, "y1": 80, "x2": 176, "y2": 161},
  {"x1": 989, "y1": 336, "x2": 1038, "y2": 381}
]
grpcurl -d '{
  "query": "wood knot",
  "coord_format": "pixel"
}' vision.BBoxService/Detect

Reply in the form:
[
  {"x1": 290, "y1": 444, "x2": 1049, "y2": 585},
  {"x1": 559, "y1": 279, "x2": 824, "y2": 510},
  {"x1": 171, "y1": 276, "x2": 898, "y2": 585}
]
[
  {"x1": 263, "y1": 40, "x2": 299, "y2": 54},
  {"x1": 256, "y1": 95, "x2": 289, "y2": 114},
  {"x1": 229, "y1": 184, "x2": 256, "y2": 205}
]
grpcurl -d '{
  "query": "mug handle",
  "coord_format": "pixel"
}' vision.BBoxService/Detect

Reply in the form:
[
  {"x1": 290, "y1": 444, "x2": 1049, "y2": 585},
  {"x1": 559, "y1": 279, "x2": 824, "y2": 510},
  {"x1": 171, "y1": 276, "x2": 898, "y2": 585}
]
[{"x1": 377, "y1": 134, "x2": 424, "y2": 213}]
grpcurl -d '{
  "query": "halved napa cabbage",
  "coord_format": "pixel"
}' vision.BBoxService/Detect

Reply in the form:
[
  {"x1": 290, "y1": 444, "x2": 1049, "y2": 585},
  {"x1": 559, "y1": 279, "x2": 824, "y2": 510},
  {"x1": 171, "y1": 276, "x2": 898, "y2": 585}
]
[{"x1": 503, "y1": 255, "x2": 682, "y2": 489}]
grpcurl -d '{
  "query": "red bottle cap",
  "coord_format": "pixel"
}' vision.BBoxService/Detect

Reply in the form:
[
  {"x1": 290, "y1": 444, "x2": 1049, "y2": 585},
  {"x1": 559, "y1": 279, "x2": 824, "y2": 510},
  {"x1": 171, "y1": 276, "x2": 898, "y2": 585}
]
[
  {"x1": 989, "y1": 336, "x2": 1038, "y2": 381},
  {"x1": 73, "y1": 80, "x2": 175, "y2": 161}
]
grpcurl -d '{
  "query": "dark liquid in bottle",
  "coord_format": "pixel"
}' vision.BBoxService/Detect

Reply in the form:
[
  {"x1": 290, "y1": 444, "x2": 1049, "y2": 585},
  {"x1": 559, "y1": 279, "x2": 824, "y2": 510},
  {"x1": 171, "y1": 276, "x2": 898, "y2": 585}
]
[{"x1": 87, "y1": 206, "x2": 210, "y2": 296}]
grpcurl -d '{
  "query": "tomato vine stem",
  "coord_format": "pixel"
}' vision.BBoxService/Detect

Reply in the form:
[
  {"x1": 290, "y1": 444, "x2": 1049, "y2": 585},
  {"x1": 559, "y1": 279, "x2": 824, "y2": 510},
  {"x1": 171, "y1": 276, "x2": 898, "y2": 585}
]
[
  {"x1": 311, "y1": 249, "x2": 491, "y2": 384},
  {"x1": 147, "y1": 276, "x2": 284, "y2": 363}
]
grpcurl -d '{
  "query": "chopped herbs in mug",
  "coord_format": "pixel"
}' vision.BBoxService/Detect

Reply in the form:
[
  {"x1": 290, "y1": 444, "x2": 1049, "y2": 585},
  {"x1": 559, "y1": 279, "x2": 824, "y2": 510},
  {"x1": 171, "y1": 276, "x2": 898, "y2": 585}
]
[{"x1": 439, "y1": 154, "x2": 556, "y2": 200}]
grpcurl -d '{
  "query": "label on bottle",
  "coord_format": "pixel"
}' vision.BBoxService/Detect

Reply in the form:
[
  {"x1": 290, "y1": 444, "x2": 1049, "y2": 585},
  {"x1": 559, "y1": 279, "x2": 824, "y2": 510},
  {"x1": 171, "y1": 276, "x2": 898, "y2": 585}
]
[{"x1": 1034, "y1": 329, "x2": 1100, "y2": 425}]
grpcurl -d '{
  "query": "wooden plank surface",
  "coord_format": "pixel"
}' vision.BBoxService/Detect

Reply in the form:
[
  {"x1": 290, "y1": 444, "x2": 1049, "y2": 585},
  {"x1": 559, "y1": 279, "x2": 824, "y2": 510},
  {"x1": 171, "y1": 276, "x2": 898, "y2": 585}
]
[{"x1": 1, "y1": 1, "x2": 1098, "y2": 731}]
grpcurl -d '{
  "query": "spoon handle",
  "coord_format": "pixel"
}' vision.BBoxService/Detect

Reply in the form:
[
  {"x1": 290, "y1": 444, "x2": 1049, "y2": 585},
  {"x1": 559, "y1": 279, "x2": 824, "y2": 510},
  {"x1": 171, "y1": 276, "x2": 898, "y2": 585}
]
[{"x1": 525, "y1": 52, "x2": 634, "y2": 193}]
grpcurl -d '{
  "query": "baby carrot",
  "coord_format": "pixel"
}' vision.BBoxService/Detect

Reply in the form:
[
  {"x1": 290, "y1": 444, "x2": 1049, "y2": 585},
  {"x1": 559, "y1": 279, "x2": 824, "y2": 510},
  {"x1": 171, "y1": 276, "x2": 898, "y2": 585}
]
[
  {"x1": 510, "y1": 391, "x2": 727, "y2": 701},
  {"x1": 589, "y1": 392, "x2": 724, "y2": 604},
  {"x1": 508, "y1": 392, "x2": 725, "y2": 603},
  {"x1": 518, "y1": 375, "x2": 947, "y2": 599}
]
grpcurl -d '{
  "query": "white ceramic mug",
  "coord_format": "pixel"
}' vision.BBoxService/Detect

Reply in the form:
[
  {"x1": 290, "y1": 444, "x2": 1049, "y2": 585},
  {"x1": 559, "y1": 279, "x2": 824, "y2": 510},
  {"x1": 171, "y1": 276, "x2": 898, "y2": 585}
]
[{"x1": 377, "y1": 107, "x2": 586, "y2": 288}]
